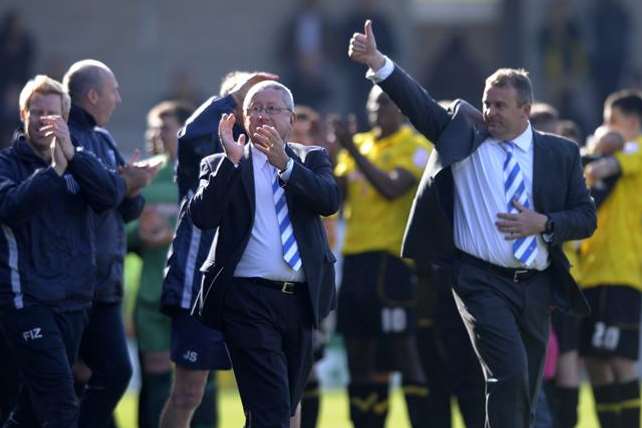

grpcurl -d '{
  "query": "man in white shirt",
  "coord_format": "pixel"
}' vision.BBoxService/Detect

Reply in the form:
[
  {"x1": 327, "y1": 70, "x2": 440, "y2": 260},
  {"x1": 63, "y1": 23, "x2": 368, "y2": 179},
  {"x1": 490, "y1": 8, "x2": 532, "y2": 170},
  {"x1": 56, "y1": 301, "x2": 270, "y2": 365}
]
[
  {"x1": 188, "y1": 81, "x2": 339, "y2": 428},
  {"x1": 348, "y1": 20, "x2": 596, "y2": 428}
]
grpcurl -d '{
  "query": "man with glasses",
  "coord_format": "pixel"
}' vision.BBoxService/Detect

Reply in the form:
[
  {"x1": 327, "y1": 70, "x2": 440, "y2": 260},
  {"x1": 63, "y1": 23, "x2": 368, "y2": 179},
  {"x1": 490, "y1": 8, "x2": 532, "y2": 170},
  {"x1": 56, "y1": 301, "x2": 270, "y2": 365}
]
[
  {"x1": 159, "y1": 71, "x2": 277, "y2": 428},
  {"x1": 189, "y1": 80, "x2": 339, "y2": 428}
]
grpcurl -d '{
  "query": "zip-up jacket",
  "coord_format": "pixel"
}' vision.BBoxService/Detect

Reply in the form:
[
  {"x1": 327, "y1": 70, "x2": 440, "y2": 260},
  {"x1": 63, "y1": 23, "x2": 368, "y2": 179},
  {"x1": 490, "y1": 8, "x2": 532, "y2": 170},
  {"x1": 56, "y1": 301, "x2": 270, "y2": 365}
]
[
  {"x1": 160, "y1": 94, "x2": 242, "y2": 316},
  {"x1": 0, "y1": 134, "x2": 121, "y2": 312},
  {"x1": 68, "y1": 105, "x2": 145, "y2": 303}
]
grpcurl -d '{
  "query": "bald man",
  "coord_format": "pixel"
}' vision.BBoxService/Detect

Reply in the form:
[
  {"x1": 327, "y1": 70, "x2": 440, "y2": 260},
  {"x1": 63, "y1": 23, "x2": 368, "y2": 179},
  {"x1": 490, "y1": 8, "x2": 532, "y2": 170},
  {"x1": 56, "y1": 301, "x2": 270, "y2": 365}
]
[{"x1": 63, "y1": 59, "x2": 155, "y2": 428}]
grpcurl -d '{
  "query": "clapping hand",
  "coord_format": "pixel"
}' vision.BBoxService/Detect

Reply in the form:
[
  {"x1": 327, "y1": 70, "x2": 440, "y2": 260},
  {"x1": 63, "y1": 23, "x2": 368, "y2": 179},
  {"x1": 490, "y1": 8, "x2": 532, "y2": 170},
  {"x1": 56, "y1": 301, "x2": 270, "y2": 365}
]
[
  {"x1": 348, "y1": 20, "x2": 386, "y2": 71},
  {"x1": 327, "y1": 114, "x2": 357, "y2": 152},
  {"x1": 229, "y1": 72, "x2": 279, "y2": 111},
  {"x1": 42, "y1": 115, "x2": 74, "y2": 175},
  {"x1": 253, "y1": 125, "x2": 289, "y2": 171},
  {"x1": 119, "y1": 149, "x2": 159, "y2": 197},
  {"x1": 218, "y1": 113, "x2": 246, "y2": 166}
]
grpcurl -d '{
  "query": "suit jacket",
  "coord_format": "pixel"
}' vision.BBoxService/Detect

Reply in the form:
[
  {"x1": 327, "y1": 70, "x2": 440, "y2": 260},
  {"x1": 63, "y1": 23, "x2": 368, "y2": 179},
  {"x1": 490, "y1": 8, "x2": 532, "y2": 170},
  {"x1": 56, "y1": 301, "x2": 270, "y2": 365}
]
[
  {"x1": 379, "y1": 64, "x2": 596, "y2": 316},
  {"x1": 188, "y1": 143, "x2": 340, "y2": 329}
]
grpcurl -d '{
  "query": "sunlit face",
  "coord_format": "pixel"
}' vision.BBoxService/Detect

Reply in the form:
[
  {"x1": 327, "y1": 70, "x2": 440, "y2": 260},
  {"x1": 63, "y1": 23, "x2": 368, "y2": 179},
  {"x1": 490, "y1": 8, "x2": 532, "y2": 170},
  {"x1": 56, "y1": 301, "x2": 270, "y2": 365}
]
[
  {"x1": 146, "y1": 114, "x2": 180, "y2": 157},
  {"x1": 482, "y1": 85, "x2": 530, "y2": 140},
  {"x1": 244, "y1": 88, "x2": 294, "y2": 143},
  {"x1": 21, "y1": 92, "x2": 64, "y2": 153},
  {"x1": 367, "y1": 89, "x2": 402, "y2": 131},
  {"x1": 92, "y1": 70, "x2": 121, "y2": 126},
  {"x1": 604, "y1": 106, "x2": 640, "y2": 140}
]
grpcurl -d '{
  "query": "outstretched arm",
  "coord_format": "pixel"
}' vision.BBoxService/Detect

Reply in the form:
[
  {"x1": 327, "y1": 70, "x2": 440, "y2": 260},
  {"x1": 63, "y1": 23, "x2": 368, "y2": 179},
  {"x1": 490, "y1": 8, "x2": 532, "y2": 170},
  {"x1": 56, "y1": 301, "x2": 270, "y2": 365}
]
[{"x1": 349, "y1": 20, "x2": 450, "y2": 143}]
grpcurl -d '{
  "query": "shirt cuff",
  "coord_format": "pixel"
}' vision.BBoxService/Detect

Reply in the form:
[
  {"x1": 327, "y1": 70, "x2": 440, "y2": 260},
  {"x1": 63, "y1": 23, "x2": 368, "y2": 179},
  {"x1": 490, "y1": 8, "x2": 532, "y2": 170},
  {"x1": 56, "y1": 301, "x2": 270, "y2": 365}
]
[
  {"x1": 365, "y1": 56, "x2": 394, "y2": 83},
  {"x1": 278, "y1": 158, "x2": 294, "y2": 182}
]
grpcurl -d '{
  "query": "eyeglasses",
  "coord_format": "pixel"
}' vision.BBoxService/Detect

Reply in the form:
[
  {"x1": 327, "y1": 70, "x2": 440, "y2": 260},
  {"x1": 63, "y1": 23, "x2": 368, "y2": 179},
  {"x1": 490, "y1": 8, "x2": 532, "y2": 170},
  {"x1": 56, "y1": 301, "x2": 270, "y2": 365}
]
[{"x1": 247, "y1": 105, "x2": 292, "y2": 116}]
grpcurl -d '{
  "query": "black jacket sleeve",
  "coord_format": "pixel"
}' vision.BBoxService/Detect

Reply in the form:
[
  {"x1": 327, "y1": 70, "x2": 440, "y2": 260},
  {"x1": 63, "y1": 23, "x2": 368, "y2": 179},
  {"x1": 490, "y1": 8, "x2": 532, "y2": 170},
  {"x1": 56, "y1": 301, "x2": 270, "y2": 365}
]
[
  {"x1": 378, "y1": 64, "x2": 451, "y2": 144},
  {"x1": 188, "y1": 155, "x2": 242, "y2": 230},
  {"x1": 0, "y1": 164, "x2": 65, "y2": 226},
  {"x1": 548, "y1": 145, "x2": 597, "y2": 245},
  {"x1": 118, "y1": 195, "x2": 145, "y2": 223},
  {"x1": 282, "y1": 148, "x2": 340, "y2": 217},
  {"x1": 67, "y1": 148, "x2": 122, "y2": 213}
]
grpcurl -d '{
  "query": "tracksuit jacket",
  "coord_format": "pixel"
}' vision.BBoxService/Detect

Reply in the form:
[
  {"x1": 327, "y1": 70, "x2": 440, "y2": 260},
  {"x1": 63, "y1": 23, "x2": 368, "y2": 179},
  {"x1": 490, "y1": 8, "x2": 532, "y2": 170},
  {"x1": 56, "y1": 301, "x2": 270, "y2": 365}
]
[
  {"x1": 0, "y1": 134, "x2": 121, "y2": 312},
  {"x1": 68, "y1": 105, "x2": 145, "y2": 303}
]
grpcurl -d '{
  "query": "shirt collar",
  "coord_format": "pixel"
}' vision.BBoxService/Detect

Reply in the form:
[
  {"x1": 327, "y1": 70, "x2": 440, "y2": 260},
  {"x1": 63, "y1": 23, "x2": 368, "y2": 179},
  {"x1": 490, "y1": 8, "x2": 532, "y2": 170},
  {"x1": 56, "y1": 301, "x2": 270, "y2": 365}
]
[
  {"x1": 250, "y1": 142, "x2": 270, "y2": 169},
  {"x1": 509, "y1": 122, "x2": 532, "y2": 152}
]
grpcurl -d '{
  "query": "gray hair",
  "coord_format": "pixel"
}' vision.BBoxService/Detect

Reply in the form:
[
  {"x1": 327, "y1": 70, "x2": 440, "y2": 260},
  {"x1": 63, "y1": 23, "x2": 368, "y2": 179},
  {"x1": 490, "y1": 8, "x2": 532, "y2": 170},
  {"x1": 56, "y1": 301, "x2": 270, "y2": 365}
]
[
  {"x1": 242, "y1": 81, "x2": 294, "y2": 113},
  {"x1": 62, "y1": 59, "x2": 112, "y2": 101}
]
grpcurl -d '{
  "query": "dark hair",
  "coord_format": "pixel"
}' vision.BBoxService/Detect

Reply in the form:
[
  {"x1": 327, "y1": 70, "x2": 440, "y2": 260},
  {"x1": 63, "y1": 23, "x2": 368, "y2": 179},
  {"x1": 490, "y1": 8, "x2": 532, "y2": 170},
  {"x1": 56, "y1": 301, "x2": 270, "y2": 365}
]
[
  {"x1": 557, "y1": 119, "x2": 583, "y2": 145},
  {"x1": 485, "y1": 68, "x2": 533, "y2": 106},
  {"x1": 529, "y1": 102, "x2": 559, "y2": 132},
  {"x1": 147, "y1": 100, "x2": 194, "y2": 126},
  {"x1": 605, "y1": 89, "x2": 642, "y2": 122}
]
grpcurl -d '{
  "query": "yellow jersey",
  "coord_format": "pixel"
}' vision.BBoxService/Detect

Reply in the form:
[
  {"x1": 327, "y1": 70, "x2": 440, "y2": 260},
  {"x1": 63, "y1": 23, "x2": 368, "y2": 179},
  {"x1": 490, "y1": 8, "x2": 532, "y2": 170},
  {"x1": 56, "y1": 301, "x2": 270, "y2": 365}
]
[
  {"x1": 576, "y1": 135, "x2": 642, "y2": 290},
  {"x1": 334, "y1": 126, "x2": 432, "y2": 256}
]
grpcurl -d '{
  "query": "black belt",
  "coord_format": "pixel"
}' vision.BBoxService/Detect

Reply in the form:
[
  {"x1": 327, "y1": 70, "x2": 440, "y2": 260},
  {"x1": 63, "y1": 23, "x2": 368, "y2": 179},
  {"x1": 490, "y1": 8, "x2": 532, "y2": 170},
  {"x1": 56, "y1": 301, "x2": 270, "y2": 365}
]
[
  {"x1": 458, "y1": 252, "x2": 541, "y2": 283},
  {"x1": 240, "y1": 277, "x2": 304, "y2": 295}
]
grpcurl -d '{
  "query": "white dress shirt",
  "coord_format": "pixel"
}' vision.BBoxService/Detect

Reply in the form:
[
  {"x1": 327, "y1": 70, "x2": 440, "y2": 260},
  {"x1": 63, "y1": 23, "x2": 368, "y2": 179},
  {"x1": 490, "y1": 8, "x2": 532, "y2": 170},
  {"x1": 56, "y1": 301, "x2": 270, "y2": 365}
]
[
  {"x1": 368, "y1": 57, "x2": 549, "y2": 270},
  {"x1": 234, "y1": 144, "x2": 306, "y2": 281}
]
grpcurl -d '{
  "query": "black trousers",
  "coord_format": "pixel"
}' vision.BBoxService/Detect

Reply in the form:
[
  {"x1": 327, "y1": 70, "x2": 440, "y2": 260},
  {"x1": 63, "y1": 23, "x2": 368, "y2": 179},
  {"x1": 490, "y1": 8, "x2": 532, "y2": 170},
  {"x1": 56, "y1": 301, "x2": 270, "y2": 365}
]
[
  {"x1": 451, "y1": 258, "x2": 552, "y2": 428},
  {"x1": 77, "y1": 302, "x2": 133, "y2": 428},
  {"x1": 222, "y1": 278, "x2": 313, "y2": 428},
  {"x1": 0, "y1": 305, "x2": 87, "y2": 428},
  {"x1": 416, "y1": 265, "x2": 485, "y2": 428}
]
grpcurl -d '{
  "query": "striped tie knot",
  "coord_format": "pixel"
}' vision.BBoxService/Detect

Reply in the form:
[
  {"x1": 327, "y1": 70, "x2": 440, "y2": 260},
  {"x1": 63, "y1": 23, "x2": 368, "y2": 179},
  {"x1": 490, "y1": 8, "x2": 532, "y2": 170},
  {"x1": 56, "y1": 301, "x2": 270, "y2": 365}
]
[
  {"x1": 271, "y1": 172, "x2": 302, "y2": 271},
  {"x1": 500, "y1": 140, "x2": 538, "y2": 267}
]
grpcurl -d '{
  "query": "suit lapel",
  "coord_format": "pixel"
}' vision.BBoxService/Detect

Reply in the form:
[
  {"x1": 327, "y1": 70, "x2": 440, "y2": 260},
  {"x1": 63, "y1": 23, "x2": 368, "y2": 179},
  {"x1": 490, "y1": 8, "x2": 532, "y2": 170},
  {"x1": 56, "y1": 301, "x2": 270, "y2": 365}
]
[
  {"x1": 240, "y1": 143, "x2": 255, "y2": 212},
  {"x1": 283, "y1": 144, "x2": 301, "y2": 215},
  {"x1": 532, "y1": 131, "x2": 545, "y2": 211}
]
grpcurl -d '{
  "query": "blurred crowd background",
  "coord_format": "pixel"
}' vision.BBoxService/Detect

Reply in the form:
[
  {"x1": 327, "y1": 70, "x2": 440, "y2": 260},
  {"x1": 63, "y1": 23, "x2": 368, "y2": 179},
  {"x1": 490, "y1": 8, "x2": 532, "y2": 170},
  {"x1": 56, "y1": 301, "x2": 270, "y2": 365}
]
[{"x1": 1, "y1": 0, "x2": 641, "y2": 153}]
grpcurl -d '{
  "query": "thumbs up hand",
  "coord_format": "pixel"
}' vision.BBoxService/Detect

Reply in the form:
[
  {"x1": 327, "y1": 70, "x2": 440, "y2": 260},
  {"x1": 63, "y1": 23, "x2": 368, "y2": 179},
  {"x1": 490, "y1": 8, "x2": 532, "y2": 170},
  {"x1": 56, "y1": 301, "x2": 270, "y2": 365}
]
[{"x1": 348, "y1": 19, "x2": 386, "y2": 71}]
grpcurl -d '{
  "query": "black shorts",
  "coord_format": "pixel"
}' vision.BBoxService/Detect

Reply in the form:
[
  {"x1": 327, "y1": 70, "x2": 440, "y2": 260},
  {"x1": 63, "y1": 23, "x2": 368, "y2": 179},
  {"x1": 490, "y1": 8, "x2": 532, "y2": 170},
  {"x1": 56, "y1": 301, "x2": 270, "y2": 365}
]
[
  {"x1": 170, "y1": 312, "x2": 232, "y2": 370},
  {"x1": 337, "y1": 251, "x2": 416, "y2": 338},
  {"x1": 579, "y1": 285, "x2": 641, "y2": 360},
  {"x1": 551, "y1": 310, "x2": 581, "y2": 354}
]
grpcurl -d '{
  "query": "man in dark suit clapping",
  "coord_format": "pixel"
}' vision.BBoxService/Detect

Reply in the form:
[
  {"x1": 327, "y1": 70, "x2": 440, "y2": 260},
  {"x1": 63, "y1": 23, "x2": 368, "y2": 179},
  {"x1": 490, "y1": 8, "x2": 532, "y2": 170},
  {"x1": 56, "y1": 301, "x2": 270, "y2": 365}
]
[
  {"x1": 348, "y1": 20, "x2": 596, "y2": 428},
  {"x1": 188, "y1": 80, "x2": 340, "y2": 428}
]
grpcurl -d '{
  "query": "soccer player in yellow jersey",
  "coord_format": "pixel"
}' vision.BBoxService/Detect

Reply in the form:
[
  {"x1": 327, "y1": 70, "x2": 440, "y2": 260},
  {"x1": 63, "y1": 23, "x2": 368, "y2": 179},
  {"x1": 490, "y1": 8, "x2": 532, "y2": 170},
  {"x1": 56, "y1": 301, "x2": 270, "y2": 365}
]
[
  {"x1": 578, "y1": 90, "x2": 642, "y2": 428},
  {"x1": 331, "y1": 85, "x2": 431, "y2": 428}
]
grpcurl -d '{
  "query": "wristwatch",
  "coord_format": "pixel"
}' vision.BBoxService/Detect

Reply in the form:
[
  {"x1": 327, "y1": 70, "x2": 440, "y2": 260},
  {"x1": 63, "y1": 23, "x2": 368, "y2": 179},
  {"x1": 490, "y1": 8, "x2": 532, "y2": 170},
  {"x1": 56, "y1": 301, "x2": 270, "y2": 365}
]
[
  {"x1": 542, "y1": 215, "x2": 555, "y2": 243},
  {"x1": 544, "y1": 215, "x2": 554, "y2": 234},
  {"x1": 279, "y1": 158, "x2": 294, "y2": 174}
]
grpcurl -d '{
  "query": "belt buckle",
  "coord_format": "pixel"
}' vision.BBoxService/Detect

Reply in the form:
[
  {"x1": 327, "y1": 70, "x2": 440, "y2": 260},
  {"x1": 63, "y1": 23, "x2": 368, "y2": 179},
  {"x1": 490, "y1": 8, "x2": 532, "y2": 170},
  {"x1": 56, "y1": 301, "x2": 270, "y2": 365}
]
[
  {"x1": 281, "y1": 281, "x2": 295, "y2": 294},
  {"x1": 513, "y1": 269, "x2": 529, "y2": 283}
]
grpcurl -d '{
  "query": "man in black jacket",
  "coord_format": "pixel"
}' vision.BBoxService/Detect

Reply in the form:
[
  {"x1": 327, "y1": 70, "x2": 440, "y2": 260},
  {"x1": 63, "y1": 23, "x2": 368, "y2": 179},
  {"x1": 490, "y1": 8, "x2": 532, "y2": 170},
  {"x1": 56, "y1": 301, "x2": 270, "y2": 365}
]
[
  {"x1": 349, "y1": 21, "x2": 596, "y2": 428},
  {"x1": 159, "y1": 71, "x2": 276, "y2": 428},
  {"x1": 189, "y1": 80, "x2": 339, "y2": 428},
  {"x1": 0, "y1": 75, "x2": 121, "y2": 427},
  {"x1": 62, "y1": 59, "x2": 154, "y2": 428}
]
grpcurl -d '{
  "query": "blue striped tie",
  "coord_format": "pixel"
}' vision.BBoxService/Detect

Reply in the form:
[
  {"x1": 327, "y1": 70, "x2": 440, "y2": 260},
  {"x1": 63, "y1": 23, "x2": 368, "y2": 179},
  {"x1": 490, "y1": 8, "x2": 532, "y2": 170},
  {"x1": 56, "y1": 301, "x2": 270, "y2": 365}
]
[
  {"x1": 501, "y1": 141, "x2": 538, "y2": 267},
  {"x1": 272, "y1": 172, "x2": 302, "y2": 271}
]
